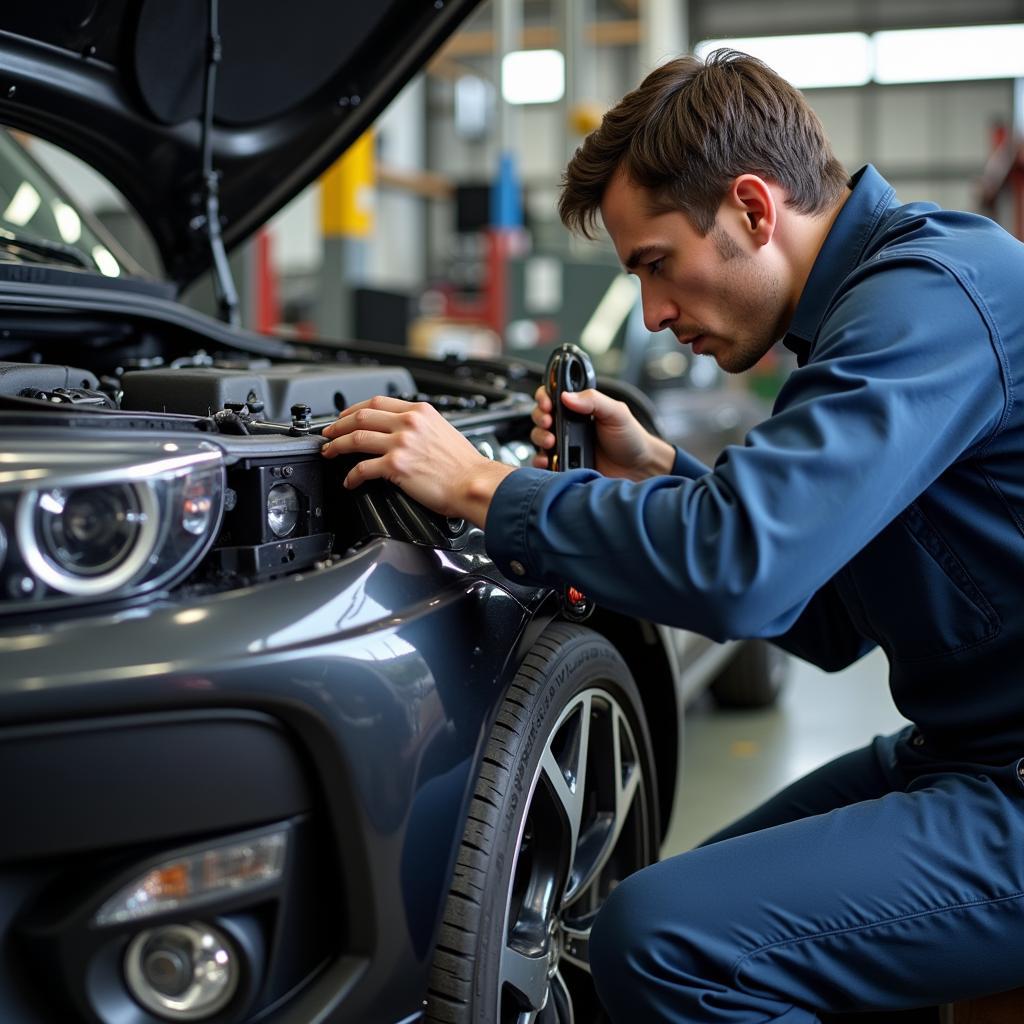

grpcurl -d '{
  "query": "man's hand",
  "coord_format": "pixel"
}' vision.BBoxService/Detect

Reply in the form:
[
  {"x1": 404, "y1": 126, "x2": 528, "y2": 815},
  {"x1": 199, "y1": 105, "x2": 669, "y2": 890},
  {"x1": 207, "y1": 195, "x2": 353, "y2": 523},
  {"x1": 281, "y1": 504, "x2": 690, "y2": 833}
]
[
  {"x1": 320, "y1": 396, "x2": 514, "y2": 527},
  {"x1": 530, "y1": 385, "x2": 676, "y2": 480}
]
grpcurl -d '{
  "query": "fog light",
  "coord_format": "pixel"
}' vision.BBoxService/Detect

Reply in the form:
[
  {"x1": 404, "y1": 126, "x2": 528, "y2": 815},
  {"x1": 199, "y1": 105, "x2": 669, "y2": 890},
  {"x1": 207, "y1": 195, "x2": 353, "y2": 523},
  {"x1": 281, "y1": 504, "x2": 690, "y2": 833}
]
[
  {"x1": 125, "y1": 922, "x2": 238, "y2": 1021},
  {"x1": 266, "y1": 483, "x2": 300, "y2": 538}
]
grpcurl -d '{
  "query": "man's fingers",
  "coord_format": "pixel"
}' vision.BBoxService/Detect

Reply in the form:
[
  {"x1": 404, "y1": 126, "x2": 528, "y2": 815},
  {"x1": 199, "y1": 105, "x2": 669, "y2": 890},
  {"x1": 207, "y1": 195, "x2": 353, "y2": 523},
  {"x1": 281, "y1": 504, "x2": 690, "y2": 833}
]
[
  {"x1": 530, "y1": 426, "x2": 554, "y2": 451},
  {"x1": 530, "y1": 405, "x2": 553, "y2": 430},
  {"x1": 322, "y1": 406, "x2": 408, "y2": 441},
  {"x1": 323, "y1": 396, "x2": 419, "y2": 437},
  {"x1": 534, "y1": 384, "x2": 552, "y2": 412},
  {"x1": 561, "y1": 388, "x2": 624, "y2": 423},
  {"x1": 342, "y1": 455, "x2": 388, "y2": 489},
  {"x1": 531, "y1": 452, "x2": 550, "y2": 469},
  {"x1": 321, "y1": 427, "x2": 393, "y2": 458}
]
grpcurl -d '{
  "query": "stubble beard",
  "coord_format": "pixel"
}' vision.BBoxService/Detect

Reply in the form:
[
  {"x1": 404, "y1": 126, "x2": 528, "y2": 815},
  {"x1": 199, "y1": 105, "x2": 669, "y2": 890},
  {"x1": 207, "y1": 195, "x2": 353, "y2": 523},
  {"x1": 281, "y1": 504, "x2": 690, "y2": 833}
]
[{"x1": 706, "y1": 226, "x2": 785, "y2": 375}]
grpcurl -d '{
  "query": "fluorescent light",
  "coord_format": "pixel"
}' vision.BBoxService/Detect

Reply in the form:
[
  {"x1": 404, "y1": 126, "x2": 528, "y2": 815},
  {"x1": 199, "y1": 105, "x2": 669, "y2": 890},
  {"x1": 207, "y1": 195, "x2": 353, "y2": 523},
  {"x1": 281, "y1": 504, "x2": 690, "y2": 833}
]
[
  {"x1": 875, "y1": 24, "x2": 1024, "y2": 84},
  {"x1": 3, "y1": 181, "x2": 41, "y2": 226},
  {"x1": 91, "y1": 245, "x2": 120, "y2": 277},
  {"x1": 51, "y1": 200, "x2": 81, "y2": 244},
  {"x1": 502, "y1": 49, "x2": 565, "y2": 105},
  {"x1": 581, "y1": 274, "x2": 638, "y2": 356},
  {"x1": 695, "y1": 33, "x2": 872, "y2": 90}
]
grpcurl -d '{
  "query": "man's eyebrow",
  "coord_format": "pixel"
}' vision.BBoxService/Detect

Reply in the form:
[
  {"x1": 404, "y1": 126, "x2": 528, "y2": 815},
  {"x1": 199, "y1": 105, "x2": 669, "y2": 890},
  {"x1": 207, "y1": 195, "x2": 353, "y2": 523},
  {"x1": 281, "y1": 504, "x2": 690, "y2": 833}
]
[{"x1": 624, "y1": 245, "x2": 662, "y2": 271}]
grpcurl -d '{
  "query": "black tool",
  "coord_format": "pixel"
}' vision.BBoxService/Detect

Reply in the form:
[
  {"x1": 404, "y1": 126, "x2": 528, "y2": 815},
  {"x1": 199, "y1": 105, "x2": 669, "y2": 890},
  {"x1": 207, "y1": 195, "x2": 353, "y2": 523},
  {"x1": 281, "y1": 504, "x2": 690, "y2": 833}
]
[
  {"x1": 546, "y1": 343, "x2": 597, "y2": 473},
  {"x1": 544, "y1": 343, "x2": 597, "y2": 622}
]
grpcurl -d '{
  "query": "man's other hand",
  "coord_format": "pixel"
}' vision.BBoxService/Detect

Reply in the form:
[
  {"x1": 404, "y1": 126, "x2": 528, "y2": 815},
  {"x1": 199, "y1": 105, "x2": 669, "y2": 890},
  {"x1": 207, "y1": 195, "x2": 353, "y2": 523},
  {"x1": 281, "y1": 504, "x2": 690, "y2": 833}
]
[
  {"x1": 530, "y1": 385, "x2": 676, "y2": 480},
  {"x1": 321, "y1": 396, "x2": 514, "y2": 528}
]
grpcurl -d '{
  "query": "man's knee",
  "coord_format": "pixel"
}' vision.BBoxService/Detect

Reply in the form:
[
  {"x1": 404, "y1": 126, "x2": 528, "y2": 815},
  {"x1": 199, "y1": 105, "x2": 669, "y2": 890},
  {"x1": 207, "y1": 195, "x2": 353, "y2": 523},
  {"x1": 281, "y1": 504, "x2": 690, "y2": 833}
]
[
  {"x1": 590, "y1": 859, "x2": 725, "y2": 1005},
  {"x1": 590, "y1": 872, "x2": 651, "y2": 1008}
]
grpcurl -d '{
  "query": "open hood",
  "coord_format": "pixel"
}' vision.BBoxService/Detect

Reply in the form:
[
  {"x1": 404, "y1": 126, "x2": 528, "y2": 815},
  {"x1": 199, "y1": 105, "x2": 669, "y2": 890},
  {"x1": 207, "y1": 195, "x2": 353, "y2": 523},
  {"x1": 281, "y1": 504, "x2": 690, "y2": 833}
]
[{"x1": 0, "y1": 0, "x2": 481, "y2": 288}]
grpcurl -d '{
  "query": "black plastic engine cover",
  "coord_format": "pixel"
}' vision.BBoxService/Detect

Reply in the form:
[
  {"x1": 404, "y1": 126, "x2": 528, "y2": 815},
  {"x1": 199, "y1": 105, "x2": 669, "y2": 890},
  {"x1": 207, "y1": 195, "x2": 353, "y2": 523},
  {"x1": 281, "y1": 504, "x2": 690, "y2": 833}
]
[
  {"x1": 120, "y1": 362, "x2": 416, "y2": 418},
  {"x1": 0, "y1": 361, "x2": 99, "y2": 395}
]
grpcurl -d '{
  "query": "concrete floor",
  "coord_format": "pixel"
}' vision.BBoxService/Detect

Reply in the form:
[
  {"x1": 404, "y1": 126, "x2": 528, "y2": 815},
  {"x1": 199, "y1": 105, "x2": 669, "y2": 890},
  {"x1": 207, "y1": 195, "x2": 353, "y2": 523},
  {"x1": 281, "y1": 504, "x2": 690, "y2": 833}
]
[{"x1": 663, "y1": 647, "x2": 908, "y2": 856}]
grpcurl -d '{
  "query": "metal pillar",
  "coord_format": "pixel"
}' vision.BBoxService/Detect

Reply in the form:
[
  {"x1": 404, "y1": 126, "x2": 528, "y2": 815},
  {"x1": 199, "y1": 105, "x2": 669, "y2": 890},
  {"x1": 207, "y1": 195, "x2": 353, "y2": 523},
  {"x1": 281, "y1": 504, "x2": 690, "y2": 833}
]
[
  {"x1": 494, "y1": 0, "x2": 522, "y2": 161},
  {"x1": 639, "y1": 0, "x2": 689, "y2": 74},
  {"x1": 561, "y1": 0, "x2": 588, "y2": 161}
]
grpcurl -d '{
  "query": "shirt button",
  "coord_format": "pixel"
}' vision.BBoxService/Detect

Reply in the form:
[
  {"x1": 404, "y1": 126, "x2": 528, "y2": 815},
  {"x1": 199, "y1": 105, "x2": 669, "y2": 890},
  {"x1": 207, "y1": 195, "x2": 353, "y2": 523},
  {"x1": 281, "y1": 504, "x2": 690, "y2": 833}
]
[{"x1": 509, "y1": 560, "x2": 526, "y2": 577}]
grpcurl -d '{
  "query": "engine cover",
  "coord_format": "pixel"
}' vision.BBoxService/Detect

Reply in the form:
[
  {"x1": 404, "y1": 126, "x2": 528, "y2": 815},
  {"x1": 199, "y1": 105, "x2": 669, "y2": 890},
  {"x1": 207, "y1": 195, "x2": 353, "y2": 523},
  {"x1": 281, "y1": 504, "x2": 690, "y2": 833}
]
[{"x1": 119, "y1": 363, "x2": 416, "y2": 419}]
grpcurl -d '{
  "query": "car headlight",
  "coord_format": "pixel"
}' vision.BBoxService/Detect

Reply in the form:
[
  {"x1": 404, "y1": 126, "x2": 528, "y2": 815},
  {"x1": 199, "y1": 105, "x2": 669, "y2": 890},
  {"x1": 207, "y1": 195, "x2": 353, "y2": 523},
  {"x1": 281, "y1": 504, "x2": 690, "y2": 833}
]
[
  {"x1": 1, "y1": 438, "x2": 224, "y2": 608},
  {"x1": 266, "y1": 483, "x2": 300, "y2": 538}
]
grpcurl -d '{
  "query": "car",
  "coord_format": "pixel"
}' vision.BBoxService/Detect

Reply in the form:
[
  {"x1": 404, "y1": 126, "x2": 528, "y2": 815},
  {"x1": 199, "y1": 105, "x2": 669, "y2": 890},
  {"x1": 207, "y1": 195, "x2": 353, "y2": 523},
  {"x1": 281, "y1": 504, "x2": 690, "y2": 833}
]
[{"x1": 0, "y1": 4, "x2": 784, "y2": 1024}]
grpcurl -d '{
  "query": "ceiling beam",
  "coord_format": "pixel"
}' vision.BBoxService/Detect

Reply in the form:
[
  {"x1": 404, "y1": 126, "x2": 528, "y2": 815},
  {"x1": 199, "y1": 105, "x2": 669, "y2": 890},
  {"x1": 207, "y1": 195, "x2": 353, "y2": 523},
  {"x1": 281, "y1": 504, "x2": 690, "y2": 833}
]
[{"x1": 432, "y1": 19, "x2": 642, "y2": 59}]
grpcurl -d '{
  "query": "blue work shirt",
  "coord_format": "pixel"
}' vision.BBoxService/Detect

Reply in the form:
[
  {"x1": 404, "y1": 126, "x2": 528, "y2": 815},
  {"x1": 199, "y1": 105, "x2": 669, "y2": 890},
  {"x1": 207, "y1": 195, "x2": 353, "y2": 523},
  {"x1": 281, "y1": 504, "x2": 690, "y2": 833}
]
[{"x1": 486, "y1": 165, "x2": 1024, "y2": 763}]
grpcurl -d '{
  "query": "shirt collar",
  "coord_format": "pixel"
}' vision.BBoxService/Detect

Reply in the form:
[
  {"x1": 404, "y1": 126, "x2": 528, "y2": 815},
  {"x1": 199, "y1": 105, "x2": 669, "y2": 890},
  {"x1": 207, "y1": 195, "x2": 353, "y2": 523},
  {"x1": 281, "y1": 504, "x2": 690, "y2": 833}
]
[{"x1": 782, "y1": 164, "x2": 896, "y2": 365}]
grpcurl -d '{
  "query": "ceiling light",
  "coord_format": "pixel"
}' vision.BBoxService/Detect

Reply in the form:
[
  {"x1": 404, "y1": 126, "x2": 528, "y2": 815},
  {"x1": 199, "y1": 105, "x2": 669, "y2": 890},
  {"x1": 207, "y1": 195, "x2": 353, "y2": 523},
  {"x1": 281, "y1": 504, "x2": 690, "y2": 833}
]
[
  {"x1": 3, "y1": 181, "x2": 42, "y2": 226},
  {"x1": 581, "y1": 274, "x2": 638, "y2": 356},
  {"x1": 91, "y1": 245, "x2": 121, "y2": 277},
  {"x1": 874, "y1": 24, "x2": 1024, "y2": 84},
  {"x1": 695, "y1": 33, "x2": 872, "y2": 90},
  {"x1": 51, "y1": 200, "x2": 82, "y2": 244},
  {"x1": 502, "y1": 49, "x2": 565, "y2": 105}
]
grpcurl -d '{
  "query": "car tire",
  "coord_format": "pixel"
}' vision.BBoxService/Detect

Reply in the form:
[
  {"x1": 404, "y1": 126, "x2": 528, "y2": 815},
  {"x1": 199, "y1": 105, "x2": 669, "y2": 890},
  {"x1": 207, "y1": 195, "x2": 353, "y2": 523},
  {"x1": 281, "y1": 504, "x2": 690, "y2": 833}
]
[
  {"x1": 425, "y1": 621, "x2": 660, "y2": 1024},
  {"x1": 709, "y1": 639, "x2": 790, "y2": 709}
]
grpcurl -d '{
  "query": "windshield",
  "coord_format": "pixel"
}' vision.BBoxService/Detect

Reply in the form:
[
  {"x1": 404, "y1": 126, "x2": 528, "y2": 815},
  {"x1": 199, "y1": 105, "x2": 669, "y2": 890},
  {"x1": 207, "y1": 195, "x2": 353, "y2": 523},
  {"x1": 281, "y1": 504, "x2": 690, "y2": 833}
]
[{"x1": 0, "y1": 130, "x2": 134, "y2": 278}]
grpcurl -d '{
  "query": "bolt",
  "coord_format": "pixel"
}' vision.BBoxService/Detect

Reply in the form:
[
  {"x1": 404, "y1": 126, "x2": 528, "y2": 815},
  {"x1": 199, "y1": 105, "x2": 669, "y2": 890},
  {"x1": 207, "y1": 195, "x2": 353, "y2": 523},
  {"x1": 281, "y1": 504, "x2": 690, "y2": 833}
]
[{"x1": 7, "y1": 86, "x2": 16, "y2": 99}]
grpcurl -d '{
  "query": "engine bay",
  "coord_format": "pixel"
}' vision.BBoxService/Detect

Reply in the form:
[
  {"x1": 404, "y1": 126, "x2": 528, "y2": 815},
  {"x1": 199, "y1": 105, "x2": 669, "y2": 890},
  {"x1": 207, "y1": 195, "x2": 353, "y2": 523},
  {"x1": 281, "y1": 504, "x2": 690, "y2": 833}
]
[{"x1": 0, "y1": 336, "x2": 539, "y2": 616}]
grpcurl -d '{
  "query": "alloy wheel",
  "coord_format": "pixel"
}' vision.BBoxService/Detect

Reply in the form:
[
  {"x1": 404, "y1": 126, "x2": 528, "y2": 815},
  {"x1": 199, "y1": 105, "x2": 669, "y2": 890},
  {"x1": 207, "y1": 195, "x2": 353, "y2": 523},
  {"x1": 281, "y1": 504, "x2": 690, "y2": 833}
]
[{"x1": 497, "y1": 687, "x2": 652, "y2": 1023}]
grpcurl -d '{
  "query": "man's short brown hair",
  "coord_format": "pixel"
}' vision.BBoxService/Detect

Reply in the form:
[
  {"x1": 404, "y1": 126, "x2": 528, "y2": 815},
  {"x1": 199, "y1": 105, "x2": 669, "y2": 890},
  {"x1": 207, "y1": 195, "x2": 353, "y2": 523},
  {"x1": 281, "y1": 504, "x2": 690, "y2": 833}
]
[{"x1": 559, "y1": 49, "x2": 849, "y2": 238}]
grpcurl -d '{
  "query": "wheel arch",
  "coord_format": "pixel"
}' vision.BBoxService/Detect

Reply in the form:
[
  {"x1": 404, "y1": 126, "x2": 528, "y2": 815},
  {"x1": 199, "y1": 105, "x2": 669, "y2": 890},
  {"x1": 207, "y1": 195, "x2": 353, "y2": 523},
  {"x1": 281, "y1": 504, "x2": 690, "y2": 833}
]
[{"x1": 583, "y1": 608, "x2": 682, "y2": 845}]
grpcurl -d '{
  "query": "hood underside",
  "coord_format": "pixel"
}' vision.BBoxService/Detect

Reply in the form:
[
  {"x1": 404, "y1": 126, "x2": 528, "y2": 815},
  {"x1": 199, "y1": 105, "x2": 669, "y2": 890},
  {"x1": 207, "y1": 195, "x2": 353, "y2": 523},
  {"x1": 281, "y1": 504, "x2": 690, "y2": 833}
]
[{"x1": 0, "y1": 0, "x2": 481, "y2": 288}]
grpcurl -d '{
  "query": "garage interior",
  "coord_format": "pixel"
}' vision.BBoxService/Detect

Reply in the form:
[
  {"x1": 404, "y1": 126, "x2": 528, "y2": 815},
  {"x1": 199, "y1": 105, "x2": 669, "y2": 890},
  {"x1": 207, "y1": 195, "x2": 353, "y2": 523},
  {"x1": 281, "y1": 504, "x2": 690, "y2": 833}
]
[
  {"x1": 4, "y1": 0, "x2": 1024, "y2": 1022},
  {"x1": 107, "y1": 0, "x2": 1023, "y2": 849}
]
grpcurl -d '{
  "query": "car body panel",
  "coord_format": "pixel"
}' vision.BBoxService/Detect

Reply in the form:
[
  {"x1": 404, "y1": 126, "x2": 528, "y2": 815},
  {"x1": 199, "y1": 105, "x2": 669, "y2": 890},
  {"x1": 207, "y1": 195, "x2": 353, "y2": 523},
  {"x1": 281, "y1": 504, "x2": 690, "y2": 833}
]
[{"x1": 1, "y1": 529, "x2": 551, "y2": 1021}]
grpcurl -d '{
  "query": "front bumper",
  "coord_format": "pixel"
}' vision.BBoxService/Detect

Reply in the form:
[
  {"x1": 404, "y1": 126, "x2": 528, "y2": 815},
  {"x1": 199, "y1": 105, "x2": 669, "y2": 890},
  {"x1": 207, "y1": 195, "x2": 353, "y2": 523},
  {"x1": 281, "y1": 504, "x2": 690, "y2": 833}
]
[{"x1": 0, "y1": 537, "x2": 536, "y2": 1023}]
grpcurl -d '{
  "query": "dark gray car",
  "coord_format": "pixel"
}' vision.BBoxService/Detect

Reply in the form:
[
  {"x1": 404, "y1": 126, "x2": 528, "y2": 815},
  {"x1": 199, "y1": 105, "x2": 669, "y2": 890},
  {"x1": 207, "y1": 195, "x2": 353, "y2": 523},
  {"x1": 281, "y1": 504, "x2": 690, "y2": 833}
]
[{"x1": 0, "y1": 5, "x2": 783, "y2": 1023}]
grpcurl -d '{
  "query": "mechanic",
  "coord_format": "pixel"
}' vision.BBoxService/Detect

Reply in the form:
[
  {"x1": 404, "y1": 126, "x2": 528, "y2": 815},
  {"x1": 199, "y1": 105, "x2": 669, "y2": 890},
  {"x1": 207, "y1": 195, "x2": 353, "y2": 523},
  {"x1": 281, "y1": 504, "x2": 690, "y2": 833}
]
[{"x1": 321, "y1": 49, "x2": 1024, "y2": 1023}]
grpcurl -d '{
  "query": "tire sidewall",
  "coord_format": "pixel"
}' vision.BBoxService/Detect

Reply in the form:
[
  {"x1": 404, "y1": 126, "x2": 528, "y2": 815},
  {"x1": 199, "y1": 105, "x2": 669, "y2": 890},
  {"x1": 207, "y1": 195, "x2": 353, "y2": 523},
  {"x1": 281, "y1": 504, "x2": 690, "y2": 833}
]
[{"x1": 472, "y1": 622, "x2": 658, "y2": 1021}]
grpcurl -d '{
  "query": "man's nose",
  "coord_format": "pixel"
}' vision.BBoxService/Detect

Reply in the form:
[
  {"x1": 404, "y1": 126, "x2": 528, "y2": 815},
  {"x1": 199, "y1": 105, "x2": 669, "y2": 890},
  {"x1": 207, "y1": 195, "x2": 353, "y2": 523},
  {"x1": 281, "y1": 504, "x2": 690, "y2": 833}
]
[{"x1": 641, "y1": 289, "x2": 677, "y2": 334}]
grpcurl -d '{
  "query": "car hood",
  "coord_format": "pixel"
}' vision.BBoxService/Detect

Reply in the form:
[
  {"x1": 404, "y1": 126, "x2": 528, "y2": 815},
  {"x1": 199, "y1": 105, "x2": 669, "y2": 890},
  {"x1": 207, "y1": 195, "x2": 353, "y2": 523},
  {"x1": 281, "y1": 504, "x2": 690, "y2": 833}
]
[{"x1": 0, "y1": 0, "x2": 480, "y2": 289}]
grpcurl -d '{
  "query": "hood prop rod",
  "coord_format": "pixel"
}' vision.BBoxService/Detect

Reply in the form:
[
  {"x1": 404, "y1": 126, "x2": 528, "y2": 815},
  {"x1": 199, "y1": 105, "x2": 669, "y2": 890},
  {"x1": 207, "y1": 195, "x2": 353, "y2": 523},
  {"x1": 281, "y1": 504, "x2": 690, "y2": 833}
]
[{"x1": 198, "y1": 0, "x2": 240, "y2": 327}]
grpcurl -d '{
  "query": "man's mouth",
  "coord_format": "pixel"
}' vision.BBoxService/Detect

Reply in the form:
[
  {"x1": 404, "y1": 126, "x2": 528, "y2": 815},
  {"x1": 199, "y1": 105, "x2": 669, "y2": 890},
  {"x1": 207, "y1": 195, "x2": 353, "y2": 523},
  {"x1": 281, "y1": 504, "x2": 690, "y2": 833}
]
[{"x1": 679, "y1": 332, "x2": 706, "y2": 353}]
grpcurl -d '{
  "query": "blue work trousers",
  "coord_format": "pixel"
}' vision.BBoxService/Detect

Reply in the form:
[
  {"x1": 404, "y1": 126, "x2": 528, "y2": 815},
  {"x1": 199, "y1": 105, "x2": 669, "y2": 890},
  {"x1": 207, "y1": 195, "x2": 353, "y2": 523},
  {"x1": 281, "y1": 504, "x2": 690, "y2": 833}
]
[{"x1": 590, "y1": 726, "x2": 1024, "y2": 1022}]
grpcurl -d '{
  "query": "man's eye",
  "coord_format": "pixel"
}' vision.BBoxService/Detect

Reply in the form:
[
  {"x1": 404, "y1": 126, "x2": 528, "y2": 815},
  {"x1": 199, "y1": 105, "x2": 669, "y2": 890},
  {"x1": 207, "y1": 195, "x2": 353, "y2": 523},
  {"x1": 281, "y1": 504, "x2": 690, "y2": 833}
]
[{"x1": 646, "y1": 258, "x2": 663, "y2": 276}]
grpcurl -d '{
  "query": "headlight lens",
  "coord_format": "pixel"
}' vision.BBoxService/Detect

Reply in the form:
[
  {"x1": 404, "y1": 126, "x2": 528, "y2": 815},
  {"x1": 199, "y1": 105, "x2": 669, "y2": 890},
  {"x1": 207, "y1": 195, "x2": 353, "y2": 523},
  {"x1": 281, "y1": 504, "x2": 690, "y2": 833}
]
[
  {"x1": 4, "y1": 439, "x2": 225, "y2": 607},
  {"x1": 266, "y1": 483, "x2": 300, "y2": 538},
  {"x1": 35, "y1": 483, "x2": 155, "y2": 591}
]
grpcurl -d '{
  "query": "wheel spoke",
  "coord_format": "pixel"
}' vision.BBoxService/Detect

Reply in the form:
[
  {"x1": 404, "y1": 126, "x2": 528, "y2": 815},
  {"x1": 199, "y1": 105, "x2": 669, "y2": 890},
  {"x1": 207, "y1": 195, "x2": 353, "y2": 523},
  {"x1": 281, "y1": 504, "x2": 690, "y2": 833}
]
[
  {"x1": 565, "y1": 704, "x2": 642, "y2": 905},
  {"x1": 551, "y1": 969, "x2": 575, "y2": 1024},
  {"x1": 501, "y1": 943, "x2": 550, "y2": 1012},
  {"x1": 560, "y1": 922, "x2": 591, "y2": 975},
  {"x1": 539, "y1": 693, "x2": 593, "y2": 881}
]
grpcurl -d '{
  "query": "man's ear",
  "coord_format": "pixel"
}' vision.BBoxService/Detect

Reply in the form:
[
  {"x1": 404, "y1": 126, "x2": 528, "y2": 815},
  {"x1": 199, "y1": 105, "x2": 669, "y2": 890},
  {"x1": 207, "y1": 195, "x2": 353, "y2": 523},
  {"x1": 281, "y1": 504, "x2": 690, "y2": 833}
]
[{"x1": 727, "y1": 175, "x2": 777, "y2": 248}]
